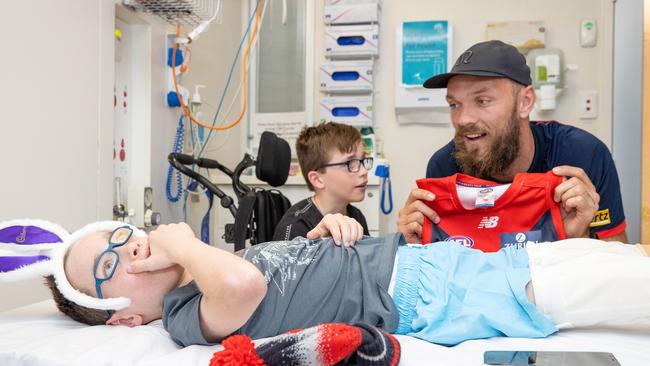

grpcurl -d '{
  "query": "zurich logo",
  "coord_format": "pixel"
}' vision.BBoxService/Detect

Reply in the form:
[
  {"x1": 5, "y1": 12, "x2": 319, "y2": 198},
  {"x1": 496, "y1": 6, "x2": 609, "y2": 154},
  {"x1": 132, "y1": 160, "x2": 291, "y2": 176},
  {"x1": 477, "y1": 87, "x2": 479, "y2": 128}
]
[
  {"x1": 445, "y1": 235, "x2": 474, "y2": 248},
  {"x1": 515, "y1": 233, "x2": 527, "y2": 243}
]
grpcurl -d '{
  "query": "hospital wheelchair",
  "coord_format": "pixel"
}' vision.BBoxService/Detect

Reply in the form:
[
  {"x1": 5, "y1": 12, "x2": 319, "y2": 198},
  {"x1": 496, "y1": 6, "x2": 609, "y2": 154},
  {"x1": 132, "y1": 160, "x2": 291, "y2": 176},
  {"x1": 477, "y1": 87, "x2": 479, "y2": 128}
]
[{"x1": 168, "y1": 131, "x2": 291, "y2": 251}]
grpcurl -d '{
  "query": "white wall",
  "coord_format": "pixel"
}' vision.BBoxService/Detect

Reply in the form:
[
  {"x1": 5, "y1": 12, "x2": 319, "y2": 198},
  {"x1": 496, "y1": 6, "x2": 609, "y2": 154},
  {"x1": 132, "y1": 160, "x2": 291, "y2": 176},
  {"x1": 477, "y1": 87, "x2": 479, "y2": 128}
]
[
  {"x1": 0, "y1": 0, "x2": 115, "y2": 311},
  {"x1": 313, "y1": 0, "x2": 615, "y2": 233}
]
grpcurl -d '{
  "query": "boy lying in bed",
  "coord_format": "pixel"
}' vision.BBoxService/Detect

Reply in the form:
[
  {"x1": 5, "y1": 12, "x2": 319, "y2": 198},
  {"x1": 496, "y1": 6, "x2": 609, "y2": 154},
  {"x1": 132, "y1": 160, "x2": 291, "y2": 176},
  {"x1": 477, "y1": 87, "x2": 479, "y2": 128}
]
[{"x1": 48, "y1": 219, "x2": 650, "y2": 347}]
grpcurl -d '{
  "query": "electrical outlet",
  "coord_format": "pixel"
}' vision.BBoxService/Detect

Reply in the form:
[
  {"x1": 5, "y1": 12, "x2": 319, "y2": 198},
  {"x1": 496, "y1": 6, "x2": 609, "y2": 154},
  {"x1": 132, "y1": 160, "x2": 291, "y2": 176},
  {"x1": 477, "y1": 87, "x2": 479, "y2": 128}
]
[{"x1": 579, "y1": 91, "x2": 598, "y2": 120}]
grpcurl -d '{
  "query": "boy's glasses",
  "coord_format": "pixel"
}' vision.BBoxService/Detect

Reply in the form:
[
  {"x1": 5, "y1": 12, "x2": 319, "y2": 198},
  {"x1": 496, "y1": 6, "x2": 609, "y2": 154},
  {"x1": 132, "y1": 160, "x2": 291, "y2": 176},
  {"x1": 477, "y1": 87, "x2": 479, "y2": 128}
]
[
  {"x1": 93, "y1": 226, "x2": 133, "y2": 300},
  {"x1": 319, "y1": 156, "x2": 374, "y2": 173}
]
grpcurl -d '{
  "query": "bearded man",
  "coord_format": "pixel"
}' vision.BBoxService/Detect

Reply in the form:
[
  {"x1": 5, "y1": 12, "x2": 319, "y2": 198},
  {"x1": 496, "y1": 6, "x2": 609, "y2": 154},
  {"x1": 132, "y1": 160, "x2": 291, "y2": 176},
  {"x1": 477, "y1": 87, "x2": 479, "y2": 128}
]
[{"x1": 397, "y1": 40, "x2": 628, "y2": 243}]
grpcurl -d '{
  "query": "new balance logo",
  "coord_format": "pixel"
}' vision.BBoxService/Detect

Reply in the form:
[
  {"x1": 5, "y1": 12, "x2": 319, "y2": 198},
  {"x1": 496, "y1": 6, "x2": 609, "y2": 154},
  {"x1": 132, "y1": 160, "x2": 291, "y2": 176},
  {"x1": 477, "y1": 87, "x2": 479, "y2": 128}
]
[{"x1": 478, "y1": 216, "x2": 499, "y2": 229}]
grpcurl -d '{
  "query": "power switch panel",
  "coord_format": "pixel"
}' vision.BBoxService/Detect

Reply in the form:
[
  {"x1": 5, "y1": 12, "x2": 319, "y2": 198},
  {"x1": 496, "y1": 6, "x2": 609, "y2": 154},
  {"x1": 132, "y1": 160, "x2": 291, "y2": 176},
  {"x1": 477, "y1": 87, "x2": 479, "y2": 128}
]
[{"x1": 579, "y1": 91, "x2": 598, "y2": 120}]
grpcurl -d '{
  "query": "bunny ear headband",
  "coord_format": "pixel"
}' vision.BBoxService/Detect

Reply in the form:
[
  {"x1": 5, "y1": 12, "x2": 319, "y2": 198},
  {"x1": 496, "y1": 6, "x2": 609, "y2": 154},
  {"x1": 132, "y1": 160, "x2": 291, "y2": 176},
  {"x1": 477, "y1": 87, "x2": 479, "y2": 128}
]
[{"x1": 0, "y1": 219, "x2": 146, "y2": 311}]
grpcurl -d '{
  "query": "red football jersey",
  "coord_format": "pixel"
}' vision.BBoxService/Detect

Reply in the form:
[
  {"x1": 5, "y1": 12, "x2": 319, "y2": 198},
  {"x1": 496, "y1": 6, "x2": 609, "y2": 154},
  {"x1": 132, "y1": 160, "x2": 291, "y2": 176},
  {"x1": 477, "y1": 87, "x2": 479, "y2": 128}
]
[{"x1": 416, "y1": 171, "x2": 566, "y2": 252}]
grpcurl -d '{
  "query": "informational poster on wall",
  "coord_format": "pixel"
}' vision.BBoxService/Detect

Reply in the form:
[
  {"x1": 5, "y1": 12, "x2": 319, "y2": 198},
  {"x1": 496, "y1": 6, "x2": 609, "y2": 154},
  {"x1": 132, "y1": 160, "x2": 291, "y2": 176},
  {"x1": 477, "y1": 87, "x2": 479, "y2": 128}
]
[
  {"x1": 395, "y1": 20, "x2": 452, "y2": 125},
  {"x1": 249, "y1": 112, "x2": 307, "y2": 159},
  {"x1": 401, "y1": 20, "x2": 450, "y2": 87}
]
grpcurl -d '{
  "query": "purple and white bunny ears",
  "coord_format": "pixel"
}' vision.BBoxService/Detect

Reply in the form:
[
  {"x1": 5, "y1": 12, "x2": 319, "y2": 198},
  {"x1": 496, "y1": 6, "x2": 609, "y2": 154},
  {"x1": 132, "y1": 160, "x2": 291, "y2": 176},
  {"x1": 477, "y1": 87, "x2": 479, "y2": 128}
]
[{"x1": 0, "y1": 219, "x2": 146, "y2": 311}]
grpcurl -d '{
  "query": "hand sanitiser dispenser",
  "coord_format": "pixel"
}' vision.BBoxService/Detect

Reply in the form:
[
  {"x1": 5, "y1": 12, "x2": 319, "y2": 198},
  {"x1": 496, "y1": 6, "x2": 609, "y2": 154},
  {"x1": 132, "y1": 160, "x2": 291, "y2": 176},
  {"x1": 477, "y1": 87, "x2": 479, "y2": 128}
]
[{"x1": 527, "y1": 48, "x2": 564, "y2": 111}]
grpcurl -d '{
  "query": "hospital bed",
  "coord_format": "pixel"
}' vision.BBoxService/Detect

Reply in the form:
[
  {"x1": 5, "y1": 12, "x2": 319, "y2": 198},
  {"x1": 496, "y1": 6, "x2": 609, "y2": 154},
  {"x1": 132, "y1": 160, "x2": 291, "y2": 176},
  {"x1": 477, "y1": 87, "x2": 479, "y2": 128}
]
[{"x1": 1, "y1": 300, "x2": 649, "y2": 366}]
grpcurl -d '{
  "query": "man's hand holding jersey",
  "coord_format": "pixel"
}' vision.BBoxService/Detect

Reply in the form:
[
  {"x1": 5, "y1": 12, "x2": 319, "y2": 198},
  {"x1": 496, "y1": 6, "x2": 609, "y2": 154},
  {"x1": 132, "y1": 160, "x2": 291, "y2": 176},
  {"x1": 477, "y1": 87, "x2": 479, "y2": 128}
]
[
  {"x1": 552, "y1": 165, "x2": 599, "y2": 238},
  {"x1": 396, "y1": 166, "x2": 601, "y2": 243},
  {"x1": 397, "y1": 189, "x2": 438, "y2": 244}
]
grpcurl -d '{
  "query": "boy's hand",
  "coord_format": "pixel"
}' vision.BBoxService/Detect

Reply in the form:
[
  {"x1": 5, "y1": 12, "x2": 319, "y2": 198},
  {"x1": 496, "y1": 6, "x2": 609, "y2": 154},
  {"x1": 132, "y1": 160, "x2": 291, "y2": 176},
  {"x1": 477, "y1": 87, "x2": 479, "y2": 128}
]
[
  {"x1": 397, "y1": 188, "x2": 438, "y2": 244},
  {"x1": 306, "y1": 213, "x2": 364, "y2": 247},
  {"x1": 128, "y1": 223, "x2": 196, "y2": 273}
]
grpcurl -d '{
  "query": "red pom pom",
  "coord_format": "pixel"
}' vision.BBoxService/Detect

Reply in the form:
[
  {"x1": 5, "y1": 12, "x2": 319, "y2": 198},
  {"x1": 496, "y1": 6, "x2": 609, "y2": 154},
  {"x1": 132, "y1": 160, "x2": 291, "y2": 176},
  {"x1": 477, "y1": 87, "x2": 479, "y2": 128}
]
[{"x1": 209, "y1": 335, "x2": 266, "y2": 366}]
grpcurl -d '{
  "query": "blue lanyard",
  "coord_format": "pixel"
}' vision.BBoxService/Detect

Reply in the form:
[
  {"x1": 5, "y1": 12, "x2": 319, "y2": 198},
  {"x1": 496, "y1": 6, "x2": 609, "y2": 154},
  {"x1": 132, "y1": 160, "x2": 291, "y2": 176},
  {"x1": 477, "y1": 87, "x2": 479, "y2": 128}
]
[
  {"x1": 375, "y1": 164, "x2": 393, "y2": 215},
  {"x1": 200, "y1": 191, "x2": 214, "y2": 244},
  {"x1": 381, "y1": 174, "x2": 393, "y2": 215}
]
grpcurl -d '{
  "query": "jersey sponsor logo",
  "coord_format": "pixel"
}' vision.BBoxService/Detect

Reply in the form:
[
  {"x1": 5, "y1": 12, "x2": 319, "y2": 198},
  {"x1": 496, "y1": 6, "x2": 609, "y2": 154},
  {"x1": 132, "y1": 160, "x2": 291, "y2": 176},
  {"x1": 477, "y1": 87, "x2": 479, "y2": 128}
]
[
  {"x1": 444, "y1": 235, "x2": 474, "y2": 248},
  {"x1": 590, "y1": 208, "x2": 611, "y2": 227},
  {"x1": 500, "y1": 230, "x2": 542, "y2": 249},
  {"x1": 478, "y1": 216, "x2": 499, "y2": 229}
]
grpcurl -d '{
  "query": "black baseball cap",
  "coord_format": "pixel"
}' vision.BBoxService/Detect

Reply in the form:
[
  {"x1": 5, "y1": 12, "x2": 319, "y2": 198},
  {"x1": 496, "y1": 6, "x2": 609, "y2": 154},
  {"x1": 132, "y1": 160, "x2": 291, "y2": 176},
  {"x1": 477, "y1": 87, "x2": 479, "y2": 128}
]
[{"x1": 423, "y1": 40, "x2": 532, "y2": 89}]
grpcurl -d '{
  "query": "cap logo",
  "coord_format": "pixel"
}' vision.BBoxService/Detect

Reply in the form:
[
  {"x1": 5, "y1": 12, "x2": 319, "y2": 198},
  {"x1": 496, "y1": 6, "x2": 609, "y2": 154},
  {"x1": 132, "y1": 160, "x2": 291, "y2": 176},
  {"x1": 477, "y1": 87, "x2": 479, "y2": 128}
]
[{"x1": 455, "y1": 50, "x2": 473, "y2": 66}]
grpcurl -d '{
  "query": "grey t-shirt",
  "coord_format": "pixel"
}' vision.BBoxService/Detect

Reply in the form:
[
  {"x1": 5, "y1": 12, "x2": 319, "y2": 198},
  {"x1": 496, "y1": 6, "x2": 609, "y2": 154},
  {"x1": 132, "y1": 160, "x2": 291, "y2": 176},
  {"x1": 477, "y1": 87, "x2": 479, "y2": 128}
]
[{"x1": 162, "y1": 234, "x2": 400, "y2": 347}]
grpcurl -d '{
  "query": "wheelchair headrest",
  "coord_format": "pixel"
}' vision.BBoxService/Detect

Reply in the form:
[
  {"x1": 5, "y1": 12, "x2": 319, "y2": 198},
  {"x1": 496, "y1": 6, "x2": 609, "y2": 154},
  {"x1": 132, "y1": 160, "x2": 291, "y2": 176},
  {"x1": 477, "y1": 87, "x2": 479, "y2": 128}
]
[{"x1": 256, "y1": 131, "x2": 291, "y2": 187}]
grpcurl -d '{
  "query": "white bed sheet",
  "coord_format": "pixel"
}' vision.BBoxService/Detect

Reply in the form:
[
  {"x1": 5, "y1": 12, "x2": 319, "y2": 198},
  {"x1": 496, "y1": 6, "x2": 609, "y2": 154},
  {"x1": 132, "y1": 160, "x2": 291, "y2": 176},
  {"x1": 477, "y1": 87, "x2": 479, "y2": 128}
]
[{"x1": 1, "y1": 300, "x2": 649, "y2": 366}]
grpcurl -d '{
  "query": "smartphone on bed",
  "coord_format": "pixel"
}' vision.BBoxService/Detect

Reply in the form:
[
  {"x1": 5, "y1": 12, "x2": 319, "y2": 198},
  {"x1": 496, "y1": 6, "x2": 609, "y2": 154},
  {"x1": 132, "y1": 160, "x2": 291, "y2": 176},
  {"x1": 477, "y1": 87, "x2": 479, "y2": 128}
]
[{"x1": 484, "y1": 351, "x2": 620, "y2": 366}]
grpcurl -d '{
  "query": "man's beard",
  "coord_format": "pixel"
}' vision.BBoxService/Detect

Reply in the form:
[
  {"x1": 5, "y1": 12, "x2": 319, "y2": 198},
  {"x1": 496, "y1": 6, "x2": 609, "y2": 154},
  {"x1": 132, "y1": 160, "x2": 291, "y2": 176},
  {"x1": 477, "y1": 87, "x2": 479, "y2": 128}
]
[{"x1": 453, "y1": 108, "x2": 521, "y2": 180}]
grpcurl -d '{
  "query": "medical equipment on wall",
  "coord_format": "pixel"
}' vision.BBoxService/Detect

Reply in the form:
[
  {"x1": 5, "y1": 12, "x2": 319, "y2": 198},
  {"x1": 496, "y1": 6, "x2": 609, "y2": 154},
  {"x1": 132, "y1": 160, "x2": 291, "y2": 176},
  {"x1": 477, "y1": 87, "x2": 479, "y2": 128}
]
[
  {"x1": 374, "y1": 159, "x2": 392, "y2": 215},
  {"x1": 130, "y1": 186, "x2": 161, "y2": 227},
  {"x1": 322, "y1": 2, "x2": 378, "y2": 128},
  {"x1": 320, "y1": 60, "x2": 373, "y2": 93},
  {"x1": 158, "y1": 0, "x2": 265, "y2": 233},
  {"x1": 114, "y1": 18, "x2": 163, "y2": 229},
  {"x1": 394, "y1": 20, "x2": 452, "y2": 124},
  {"x1": 325, "y1": 24, "x2": 379, "y2": 59},
  {"x1": 113, "y1": 177, "x2": 128, "y2": 221},
  {"x1": 527, "y1": 48, "x2": 565, "y2": 111},
  {"x1": 320, "y1": 96, "x2": 373, "y2": 127},
  {"x1": 324, "y1": 2, "x2": 379, "y2": 25},
  {"x1": 114, "y1": 177, "x2": 161, "y2": 228},
  {"x1": 166, "y1": 47, "x2": 189, "y2": 107},
  {"x1": 190, "y1": 85, "x2": 207, "y2": 142},
  {"x1": 123, "y1": 0, "x2": 222, "y2": 29},
  {"x1": 169, "y1": 0, "x2": 263, "y2": 137},
  {"x1": 197, "y1": 0, "x2": 264, "y2": 158},
  {"x1": 112, "y1": 181, "x2": 160, "y2": 227},
  {"x1": 118, "y1": 0, "x2": 263, "y2": 232},
  {"x1": 166, "y1": 116, "x2": 185, "y2": 203}
]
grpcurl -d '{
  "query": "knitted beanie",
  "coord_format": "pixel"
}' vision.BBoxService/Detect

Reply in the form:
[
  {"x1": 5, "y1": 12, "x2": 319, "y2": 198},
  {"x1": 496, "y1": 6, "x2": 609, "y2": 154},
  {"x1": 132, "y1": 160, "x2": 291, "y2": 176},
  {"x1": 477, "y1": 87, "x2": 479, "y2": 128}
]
[{"x1": 209, "y1": 322, "x2": 400, "y2": 366}]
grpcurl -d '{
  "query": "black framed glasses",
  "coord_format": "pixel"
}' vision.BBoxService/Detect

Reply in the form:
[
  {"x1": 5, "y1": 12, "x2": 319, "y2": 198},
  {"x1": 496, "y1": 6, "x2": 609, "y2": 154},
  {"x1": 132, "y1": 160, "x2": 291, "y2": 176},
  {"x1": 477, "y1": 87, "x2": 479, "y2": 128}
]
[
  {"x1": 93, "y1": 226, "x2": 133, "y2": 300},
  {"x1": 319, "y1": 156, "x2": 374, "y2": 173}
]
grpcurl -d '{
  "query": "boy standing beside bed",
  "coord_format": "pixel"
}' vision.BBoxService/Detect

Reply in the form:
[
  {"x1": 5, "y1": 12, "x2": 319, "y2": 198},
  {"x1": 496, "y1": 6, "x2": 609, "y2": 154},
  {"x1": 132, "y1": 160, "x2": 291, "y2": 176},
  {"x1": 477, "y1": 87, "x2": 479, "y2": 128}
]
[{"x1": 272, "y1": 122, "x2": 373, "y2": 246}]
